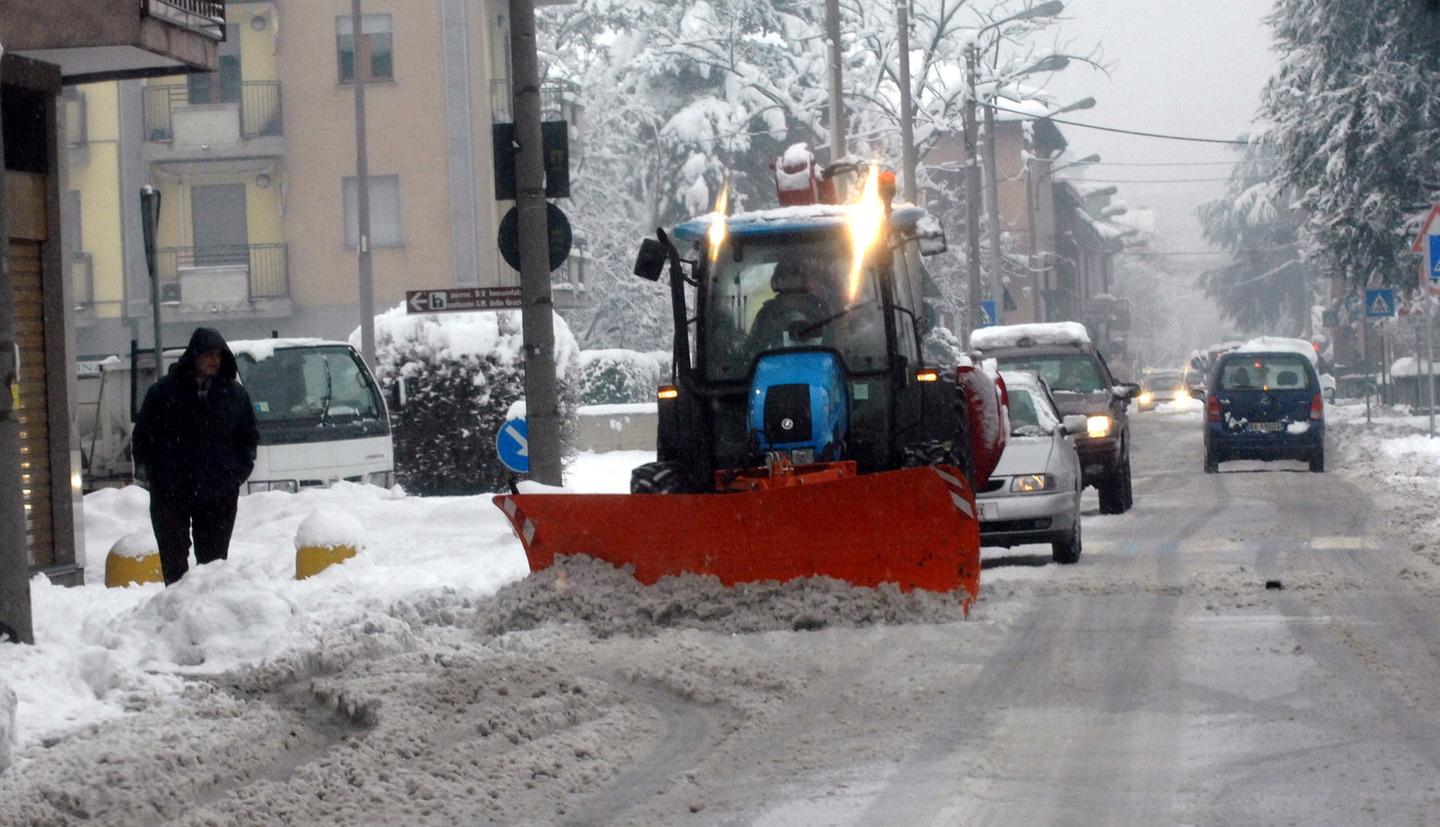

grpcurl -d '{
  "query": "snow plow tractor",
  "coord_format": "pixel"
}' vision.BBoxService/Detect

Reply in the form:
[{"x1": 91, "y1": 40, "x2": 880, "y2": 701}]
[{"x1": 495, "y1": 158, "x2": 1006, "y2": 604}]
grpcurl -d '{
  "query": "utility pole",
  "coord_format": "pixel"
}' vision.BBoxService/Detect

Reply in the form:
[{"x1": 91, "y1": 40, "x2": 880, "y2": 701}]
[
  {"x1": 895, "y1": 0, "x2": 918, "y2": 204},
  {"x1": 140, "y1": 187, "x2": 162, "y2": 371},
  {"x1": 0, "y1": 41, "x2": 34, "y2": 645},
  {"x1": 510, "y1": 0, "x2": 563, "y2": 485},
  {"x1": 982, "y1": 98, "x2": 1004, "y2": 322},
  {"x1": 962, "y1": 43, "x2": 983, "y2": 343},
  {"x1": 824, "y1": 0, "x2": 847, "y2": 198},
  {"x1": 352, "y1": 0, "x2": 376, "y2": 369}
]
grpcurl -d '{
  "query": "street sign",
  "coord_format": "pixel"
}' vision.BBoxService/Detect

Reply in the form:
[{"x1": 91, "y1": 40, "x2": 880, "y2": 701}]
[
  {"x1": 498, "y1": 203, "x2": 572, "y2": 273},
  {"x1": 1366, "y1": 288, "x2": 1396, "y2": 318},
  {"x1": 496, "y1": 417, "x2": 529, "y2": 474},
  {"x1": 1429, "y1": 234, "x2": 1440, "y2": 284},
  {"x1": 405, "y1": 286, "x2": 523, "y2": 314},
  {"x1": 1321, "y1": 309, "x2": 1340, "y2": 327},
  {"x1": 492, "y1": 121, "x2": 570, "y2": 200},
  {"x1": 978, "y1": 300, "x2": 997, "y2": 328}
]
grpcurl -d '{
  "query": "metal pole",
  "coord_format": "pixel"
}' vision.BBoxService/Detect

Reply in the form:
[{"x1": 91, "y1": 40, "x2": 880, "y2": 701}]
[
  {"x1": 962, "y1": 44, "x2": 983, "y2": 342},
  {"x1": 352, "y1": 0, "x2": 376, "y2": 369},
  {"x1": 0, "y1": 42, "x2": 35, "y2": 645},
  {"x1": 982, "y1": 99, "x2": 1004, "y2": 322},
  {"x1": 824, "y1": 0, "x2": 847, "y2": 199},
  {"x1": 1427, "y1": 303, "x2": 1435, "y2": 437},
  {"x1": 141, "y1": 187, "x2": 162, "y2": 373},
  {"x1": 895, "y1": 0, "x2": 917, "y2": 204},
  {"x1": 510, "y1": 0, "x2": 563, "y2": 485}
]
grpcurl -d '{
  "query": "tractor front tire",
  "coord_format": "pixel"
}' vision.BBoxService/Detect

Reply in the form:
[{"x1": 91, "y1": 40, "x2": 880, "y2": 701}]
[{"x1": 630, "y1": 461, "x2": 691, "y2": 494}]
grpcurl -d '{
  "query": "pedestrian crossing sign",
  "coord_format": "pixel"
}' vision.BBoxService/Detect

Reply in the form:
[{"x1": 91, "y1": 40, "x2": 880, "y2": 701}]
[
  {"x1": 1429, "y1": 234, "x2": 1440, "y2": 283},
  {"x1": 1365, "y1": 288, "x2": 1396, "y2": 318}
]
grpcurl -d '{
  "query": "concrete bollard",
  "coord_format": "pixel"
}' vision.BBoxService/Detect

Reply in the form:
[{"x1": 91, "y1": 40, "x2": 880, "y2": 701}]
[
  {"x1": 294, "y1": 510, "x2": 364, "y2": 580},
  {"x1": 104, "y1": 530, "x2": 164, "y2": 588}
]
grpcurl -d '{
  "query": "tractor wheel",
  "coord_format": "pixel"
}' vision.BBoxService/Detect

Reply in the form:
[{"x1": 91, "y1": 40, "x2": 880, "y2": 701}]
[
  {"x1": 630, "y1": 461, "x2": 691, "y2": 494},
  {"x1": 901, "y1": 440, "x2": 954, "y2": 468}
]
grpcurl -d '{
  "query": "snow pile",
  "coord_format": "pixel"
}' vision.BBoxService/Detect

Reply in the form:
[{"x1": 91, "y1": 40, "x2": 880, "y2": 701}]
[
  {"x1": 295, "y1": 510, "x2": 365, "y2": 550},
  {"x1": 1237, "y1": 336, "x2": 1317, "y2": 365},
  {"x1": 109, "y1": 529, "x2": 158, "y2": 560},
  {"x1": 970, "y1": 321, "x2": 1090, "y2": 352},
  {"x1": 1379, "y1": 434, "x2": 1440, "y2": 462},
  {"x1": 228, "y1": 337, "x2": 333, "y2": 363},
  {"x1": 0, "y1": 677, "x2": 13, "y2": 775}
]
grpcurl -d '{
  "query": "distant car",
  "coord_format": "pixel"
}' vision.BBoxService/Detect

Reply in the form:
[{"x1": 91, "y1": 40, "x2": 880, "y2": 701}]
[
  {"x1": 977, "y1": 371, "x2": 1086, "y2": 564},
  {"x1": 972, "y1": 322, "x2": 1140, "y2": 514},
  {"x1": 1203, "y1": 338, "x2": 1325, "y2": 473},
  {"x1": 1137, "y1": 370, "x2": 1184, "y2": 412}
]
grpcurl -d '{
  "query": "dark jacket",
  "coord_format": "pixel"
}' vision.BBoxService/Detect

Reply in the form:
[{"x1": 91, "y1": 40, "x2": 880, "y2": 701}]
[{"x1": 133, "y1": 328, "x2": 260, "y2": 500}]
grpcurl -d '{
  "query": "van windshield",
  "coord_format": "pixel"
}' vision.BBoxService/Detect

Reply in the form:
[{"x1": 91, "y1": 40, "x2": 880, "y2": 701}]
[{"x1": 235, "y1": 346, "x2": 389, "y2": 443}]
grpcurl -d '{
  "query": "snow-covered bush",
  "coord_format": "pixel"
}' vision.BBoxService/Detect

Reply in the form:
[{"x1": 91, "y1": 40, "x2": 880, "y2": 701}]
[
  {"x1": 0, "y1": 676, "x2": 14, "y2": 775},
  {"x1": 357, "y1": 305, "x2": 582, "y2": 495},
  {"x1": 923, "y1": 326, "x2": 970, "y2": 370},
  {"x1": 579, "y1": 349, "x2": 664, "y2": 404}
]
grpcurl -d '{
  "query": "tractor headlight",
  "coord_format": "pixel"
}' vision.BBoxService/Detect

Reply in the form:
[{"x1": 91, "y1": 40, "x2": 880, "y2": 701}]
[
  {"x1": 1011, "y1": 474, "x2": 1055, "y2": 493},
  {"x1": 1086, "y1": 415, "x2": 1113, "y2": 439}
]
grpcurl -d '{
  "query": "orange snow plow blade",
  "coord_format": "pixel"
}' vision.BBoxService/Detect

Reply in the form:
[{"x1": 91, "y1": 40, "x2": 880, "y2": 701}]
[{"x1": 493, "y1": 465, "x2": 980, "y2": 603}]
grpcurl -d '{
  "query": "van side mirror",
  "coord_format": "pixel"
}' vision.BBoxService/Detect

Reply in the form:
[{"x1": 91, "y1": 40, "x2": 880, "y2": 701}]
[
  {"x1": 1114, "y1": 382, "x2": 1141, "y2": 400},
  {"x1": 1061, "y1": 414, "x2": 1087, "y2": 435},
  {"x1": 634, "y1": 238, "x2": 666, "y2": 281}
]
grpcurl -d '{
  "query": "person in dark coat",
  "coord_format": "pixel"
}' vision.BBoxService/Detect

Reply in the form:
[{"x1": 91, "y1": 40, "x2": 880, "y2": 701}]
[{"x1": 132, "y1": 327, "x2": 259, "y2": 585}]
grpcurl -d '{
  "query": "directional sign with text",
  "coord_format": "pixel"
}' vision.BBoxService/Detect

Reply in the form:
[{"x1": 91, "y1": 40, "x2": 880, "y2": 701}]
[
  {"x1": 1366, "y1": 287, "x2": 1396, "y2": 318},
  {"x1": 496, "y1": 417, "x2": 529, "y2": 474},
  {"x1": 405, "y1": 287, "x2": 523, "y2": 314}
]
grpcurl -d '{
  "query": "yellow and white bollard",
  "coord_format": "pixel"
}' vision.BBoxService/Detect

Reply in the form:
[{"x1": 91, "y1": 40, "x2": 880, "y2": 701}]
[
  {"x1": 294, "y1": 510, "x2": 364, "y2": 580},
  {"x1": 105, "y1": 530, "x2": 163, "y2": 587}
]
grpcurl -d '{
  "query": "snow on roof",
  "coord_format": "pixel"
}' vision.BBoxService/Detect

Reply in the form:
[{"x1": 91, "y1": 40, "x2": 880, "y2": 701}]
[
  {"x1": 1236, "y1": 336, "x2": 1317, "y2": 365},
  {"x1": 230, "y1": 338, "x2": 343, "y2": 362},
  {"x1": 1390, "y1": 357, "x2": 1436, "y2": 378},
  {"x1": 970, "y1": 321, "x2": 1091, "y2": 352},
  {"x1": 673, "y1": 204, "x2": 929, "y2": 242}
]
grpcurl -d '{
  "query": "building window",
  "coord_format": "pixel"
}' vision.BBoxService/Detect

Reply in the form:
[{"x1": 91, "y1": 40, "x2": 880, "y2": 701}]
[
  {"x1": 343, "y1": 176, "x2": 402, "y2": 248},
  {"x1": 337, "y1": 15, "x2": 393, "y2": 83}
]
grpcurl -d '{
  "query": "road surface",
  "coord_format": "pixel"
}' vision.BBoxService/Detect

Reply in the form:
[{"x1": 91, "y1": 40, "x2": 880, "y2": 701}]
[{"x1": 3, "y1": 409, "x2": 1439, "y2": 825}]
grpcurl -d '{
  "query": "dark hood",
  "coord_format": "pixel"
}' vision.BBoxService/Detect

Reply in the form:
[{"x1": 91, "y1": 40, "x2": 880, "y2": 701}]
[{"x1": 172, "y1": 327, "x2": 239, "y2": 383}]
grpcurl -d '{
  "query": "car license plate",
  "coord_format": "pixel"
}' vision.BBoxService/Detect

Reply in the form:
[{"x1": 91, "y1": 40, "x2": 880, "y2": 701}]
[
  {"x1": 1247, "y1": 421, "x2": 1284, "y2": 433},
  {"x1": 978, "y1": 501, "x2": 999, "y2": 521}
]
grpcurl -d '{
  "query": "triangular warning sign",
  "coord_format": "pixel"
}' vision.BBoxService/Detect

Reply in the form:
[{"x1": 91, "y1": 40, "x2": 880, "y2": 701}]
[{"x1": 1370, "y1": 294, "x2": 1392, "y2": 315}]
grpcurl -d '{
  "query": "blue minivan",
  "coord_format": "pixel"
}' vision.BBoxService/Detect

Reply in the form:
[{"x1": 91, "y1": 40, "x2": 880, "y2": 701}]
[{"x1": 1203, "y1": 348, "x2": 1325, "y2": 473}]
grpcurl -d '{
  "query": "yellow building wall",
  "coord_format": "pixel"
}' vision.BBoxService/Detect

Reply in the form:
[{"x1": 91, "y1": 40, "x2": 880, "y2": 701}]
[
  {"x1": 231, "y1": 2, "x2": 280, "y2": 81},
  {"x1": 68, "y1": 82, "x2": 124, "y2": 319},
  {"x1": 151, "y1": 174, "x2": 284, "y2": 250}
]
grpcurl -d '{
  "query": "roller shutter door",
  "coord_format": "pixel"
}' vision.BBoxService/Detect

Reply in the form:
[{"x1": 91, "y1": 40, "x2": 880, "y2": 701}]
[{"x1": 10, "y1": 240, "x2": 52, "y2": 568}]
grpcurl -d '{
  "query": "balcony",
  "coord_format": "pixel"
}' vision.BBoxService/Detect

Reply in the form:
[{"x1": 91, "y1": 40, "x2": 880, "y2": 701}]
[
  {"x1": 155, "y1": 243, "x2": 292, "y2": 319},
  {"x1": 9, "y1": 0, "x2": 223, "y2": 84},
  {"x1": 142, "y1": 0, "x2": 227, "y2": 41},
  {"x1": 143, "y1": 81, "x2": 284, "y2": 161}
]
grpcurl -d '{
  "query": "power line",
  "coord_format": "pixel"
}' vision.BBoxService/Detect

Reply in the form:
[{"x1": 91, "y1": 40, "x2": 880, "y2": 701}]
[
  {"x1": 1062, "y1": 176, "x2": 1263, "y2": 184},
  {"x1": 991, "y1": 102, "x2": 1251, "y2": 145},
  {"x1": 1085, "y1": 160, "x2": 1267, "y2": 168}
]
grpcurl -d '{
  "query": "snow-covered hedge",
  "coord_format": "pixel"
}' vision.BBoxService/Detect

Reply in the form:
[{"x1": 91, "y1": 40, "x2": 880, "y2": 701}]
[
  {"x1": 0, "y1": 676, "x2": 14, "y2": 775},
  {"x1": 357, "y1": 305, "x2": 582, "y2": 495},
  {"x1": 579, "y1": 349, "x2": 665, "y2": 405}
]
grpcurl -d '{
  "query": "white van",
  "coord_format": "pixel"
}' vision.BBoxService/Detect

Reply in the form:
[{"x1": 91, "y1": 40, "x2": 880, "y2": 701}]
[{"x1": 230, "y1": 338, "x2": 394, "y2": 493}]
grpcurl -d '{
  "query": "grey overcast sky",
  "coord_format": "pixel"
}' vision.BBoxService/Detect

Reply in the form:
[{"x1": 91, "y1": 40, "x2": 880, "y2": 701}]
[{"x1": 1040, "y1": 0, "x2": 1278, "y2": 253}]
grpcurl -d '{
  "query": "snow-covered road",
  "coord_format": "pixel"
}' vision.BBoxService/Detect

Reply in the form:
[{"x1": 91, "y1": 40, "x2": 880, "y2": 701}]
[{"x1": 3, "y1": 404, "x2": 1440, "y2": 825}]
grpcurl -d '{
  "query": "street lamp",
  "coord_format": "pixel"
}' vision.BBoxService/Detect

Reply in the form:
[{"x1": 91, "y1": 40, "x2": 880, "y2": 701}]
[{"x1": 1050, "y1": 152, "x2": 1101, "y2": 177}]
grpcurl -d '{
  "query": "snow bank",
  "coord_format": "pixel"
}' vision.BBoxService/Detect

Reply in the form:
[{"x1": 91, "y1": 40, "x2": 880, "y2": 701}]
[
  {"x1": 229, "y1": 338, "x2": 334, "y2": 363},
  {"x1": 971, "y1": 321, "x2": 1090, "y2": 352},
  {"x1": 1380, "y1": 434, "x2": 1440, "y2": 461},
  {"x1": 1238, "y1": 336, "x2": 1317, "y2": 365},
  {"x1": 295, "y1": 510, "x2": 365, "y2": 550},
  {"x1": 0, "y1": 677, "x2": 13, "y2": 775},
  {"x1": 110, "y1": 529, "x2": 158, "y2": 560},
  {"x1": 1390, "y1": 357, "x2": 1437, "y2": 378}
]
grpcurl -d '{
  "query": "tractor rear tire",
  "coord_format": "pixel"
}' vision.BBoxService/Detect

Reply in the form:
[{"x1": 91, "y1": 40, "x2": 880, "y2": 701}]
[
  {"x1": 630, "y1": 461, "x2": 691, "y2": 494},
  {"x1": 901, "y1": 440, "x2": 954, "y2": 468}
]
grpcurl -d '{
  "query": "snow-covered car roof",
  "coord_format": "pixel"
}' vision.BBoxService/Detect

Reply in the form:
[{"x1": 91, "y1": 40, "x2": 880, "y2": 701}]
[
  {"x1": 970, "y1": 321, "x2": 1091, "y2": 352},
  {"x1": 672, "y1": 204, "x2": 928, "y2": 242},
  {"x1": 230, "y1": 338, "x2": 352, "y2": 362},
  {"x1": 1235, "y1": 336, "x2": 1317, "y2": 365}
]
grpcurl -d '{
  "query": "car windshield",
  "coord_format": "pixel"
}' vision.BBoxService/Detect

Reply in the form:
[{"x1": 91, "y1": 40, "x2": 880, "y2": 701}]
[
  {"x1": 1006, "y1": 387, "x2": 1060, "y2": 437},
  {"x1": 1143, "y1": 372, "x2": 1182, "y2": 391},
  {"x1": 1218, "y1": 354, "x2": 1312, "y2": 391},
  {"x1": 994, "y1": 353, "x2": 1104, "y2": 394},
  {"x1": 702, "y1": 236, "x2": 888, "y2": 380}
]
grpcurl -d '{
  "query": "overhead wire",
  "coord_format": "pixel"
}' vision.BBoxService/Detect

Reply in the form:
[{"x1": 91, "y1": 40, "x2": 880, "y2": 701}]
[{"x1": 988, "y1": 102, "x2": 1251, "y2": 145}]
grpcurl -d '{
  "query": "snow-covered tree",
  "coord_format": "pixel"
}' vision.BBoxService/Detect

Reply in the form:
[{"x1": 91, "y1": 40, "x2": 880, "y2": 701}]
[
  {"x1": 1261, "y1": 0, "x2": 1440, "y2": 290},
  {"x1": 1197, "y1": 136, "x2": 1318, "y2": 335}
]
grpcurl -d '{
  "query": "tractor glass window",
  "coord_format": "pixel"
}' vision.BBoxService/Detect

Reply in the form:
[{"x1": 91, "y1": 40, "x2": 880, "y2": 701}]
[
  {"x1": 993, "y1": 354, "x2": 1105, "y2": 394},
  {"x1": 704, "y1": 239, "x2": 887, "y2": 380}
]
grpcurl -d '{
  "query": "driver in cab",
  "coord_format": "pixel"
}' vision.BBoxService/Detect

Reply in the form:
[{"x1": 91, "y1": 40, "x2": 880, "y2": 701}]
[{"x1": 745, "y1": 259, "x2": 833, "y2": 356}]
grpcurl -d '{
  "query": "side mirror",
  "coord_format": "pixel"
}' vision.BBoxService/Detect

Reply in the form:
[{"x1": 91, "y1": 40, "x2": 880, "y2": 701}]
[
  {"x1": 634, "y1": 238, "x2": 666, "y2": 281},
  {"x1": 1189, "y1": 384, "x2": 1206, "y2": 399},
  {"x1": 915, "y1": 215, "x2": 947, "y2": 256},
  {"x1": 1114, "y1": 382, "x2": 1142, "y2": 400},
  {"x1": 1061, "y1": 414, "x2": 1087, "y2": 436}
]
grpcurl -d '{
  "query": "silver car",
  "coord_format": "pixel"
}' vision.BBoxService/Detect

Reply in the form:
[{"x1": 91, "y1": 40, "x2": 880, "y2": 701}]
[{"x1": 977, "y1": 372, "x2": 1086, "y2": 564}]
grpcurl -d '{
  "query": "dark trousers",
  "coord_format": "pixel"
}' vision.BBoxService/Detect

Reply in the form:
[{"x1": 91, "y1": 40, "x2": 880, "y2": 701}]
[{"x1": 149, "y1": 492, "x2": 239, "y2": 585}]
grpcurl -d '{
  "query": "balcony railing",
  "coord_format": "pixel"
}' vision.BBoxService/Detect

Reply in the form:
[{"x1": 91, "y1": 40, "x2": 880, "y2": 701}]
[
  {"x1": 143, "y1": 81, "x2": 283, "y2": 142},
  {"x1": 489, "y1": 79, "x2": 581, "y2": 123},
  {"x1": 156, "y1": 244, "x2": 289, "y2": 301},
  {"x1": 142, "y1": 0, "x2": 227, "y2": 41}
]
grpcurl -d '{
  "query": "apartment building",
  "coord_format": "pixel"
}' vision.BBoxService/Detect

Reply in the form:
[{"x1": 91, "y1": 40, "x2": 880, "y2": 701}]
[{"x1": 71, "y1": 0, "x2": 585, "y2": 358}]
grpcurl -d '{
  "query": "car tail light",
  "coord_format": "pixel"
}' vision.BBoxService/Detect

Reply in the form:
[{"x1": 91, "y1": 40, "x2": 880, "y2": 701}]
[
  {"x1": 1206, "y1": 394, "x2": 1222, "y2": 422},
  {"x1": 1310, "y1": 392, "x2": 1323, "y2": 421}
]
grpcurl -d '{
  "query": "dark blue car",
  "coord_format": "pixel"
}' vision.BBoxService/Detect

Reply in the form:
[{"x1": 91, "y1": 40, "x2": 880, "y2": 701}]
[{"x1": 1203, "y1": 349, "x2": 1325, "y2": 473}]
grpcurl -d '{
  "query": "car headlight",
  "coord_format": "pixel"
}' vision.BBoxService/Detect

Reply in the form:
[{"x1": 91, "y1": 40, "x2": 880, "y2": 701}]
[
  {"x1": 1086, "y1": 415, "x2": 1113, "y2": 438},
  {"x1": 1137, "y1": 392, "x2": 1153, "y2": 406},
  {"x1": 364, "y1": 470, "x2": 395, "y2": 488},
  {"x1": 1011, "y1": 473, "x2": 1055, "y2": 493},
  {"x1": 246, "y1": 480, "x2": 299, "y2": 494}
]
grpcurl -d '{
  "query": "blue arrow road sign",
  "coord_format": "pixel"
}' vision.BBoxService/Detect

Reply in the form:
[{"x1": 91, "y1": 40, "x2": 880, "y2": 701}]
[
  {"x1": 1366, "y1": 288, "x2": 1396, "y2": 318},
  {"x1": 1429, "y1": 234, "x2": 1440, "y2": 283},
  {"x1": 496, "y1": 417, "x2": 529, "y2": 473},
  {"x1": 979, "y1": 300, "x2": 998, "y2": 328}
]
